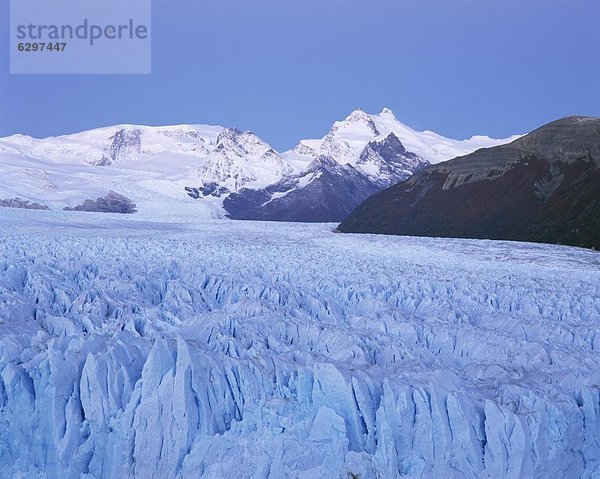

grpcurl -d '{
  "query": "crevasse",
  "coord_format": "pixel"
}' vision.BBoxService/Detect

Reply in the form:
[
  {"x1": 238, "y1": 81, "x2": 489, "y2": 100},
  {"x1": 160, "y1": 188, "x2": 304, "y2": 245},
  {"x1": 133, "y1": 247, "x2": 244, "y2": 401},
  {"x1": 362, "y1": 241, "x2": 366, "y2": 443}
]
[{"x1": 0, "y1": 213, "x2": 599, "y2": 478}]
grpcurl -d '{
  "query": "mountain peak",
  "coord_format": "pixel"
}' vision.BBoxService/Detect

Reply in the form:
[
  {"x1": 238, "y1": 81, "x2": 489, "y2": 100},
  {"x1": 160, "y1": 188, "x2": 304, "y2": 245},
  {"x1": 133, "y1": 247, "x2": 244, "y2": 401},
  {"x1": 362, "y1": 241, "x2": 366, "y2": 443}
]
[
  {"x1": 330, "y1": 109, "x2": 380, "y2": 137},
  {"x1": 339, "y1": 116, "x2": 600, "y2": 249},
  {"x1": 201, "y1": 127, "x2": 292, "y2": 192},
  {"x1": 344, "y1": 108, "x2": 372, "y2": 123},
  {"x1": 214, "y1": 128, "x2": 272, "y2": 154},
  {"x1": 216, "y1": 127, "x2": 244, "y2": 141}
]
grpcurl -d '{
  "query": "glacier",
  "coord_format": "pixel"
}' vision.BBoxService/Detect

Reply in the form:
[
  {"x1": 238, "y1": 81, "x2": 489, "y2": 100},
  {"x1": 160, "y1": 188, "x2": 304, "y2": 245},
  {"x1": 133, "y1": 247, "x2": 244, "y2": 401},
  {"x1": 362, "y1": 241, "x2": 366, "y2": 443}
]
[{"x1": 0, "y1": 208, "x2": 599, "y2": 478}]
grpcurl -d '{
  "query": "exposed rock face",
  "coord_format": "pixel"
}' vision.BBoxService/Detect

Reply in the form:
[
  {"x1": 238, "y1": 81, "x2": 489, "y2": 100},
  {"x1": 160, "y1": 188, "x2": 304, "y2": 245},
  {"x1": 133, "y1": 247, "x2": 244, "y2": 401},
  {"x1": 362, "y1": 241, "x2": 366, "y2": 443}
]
[
  {"x1": 194, "y1": 128, "x2": 294, "y2": 192},
  {"x1": 357, "y1": 132, "x2": 429, "y2": 188},
  {"x1": 106, "y1": 128, "x2": 142, "y2": 165},
  {"x1": 339, "y1": 117, "x2": 600, "y2": 249},
  {"x1": 0, "y1": 198, "x2": 50, "y2": 210},
  {"x1": 225, "y1": 156, "x2": 382, "y2": 222},
  {"x1": 185, "y1": 183, "x2": 229, "y2": 199},
  {"x1": 223, "y1": 133, "x2": 429, "y2": 223},
  {"x1": 64, "y1": 191, "x2": 137, "y2": 214}
]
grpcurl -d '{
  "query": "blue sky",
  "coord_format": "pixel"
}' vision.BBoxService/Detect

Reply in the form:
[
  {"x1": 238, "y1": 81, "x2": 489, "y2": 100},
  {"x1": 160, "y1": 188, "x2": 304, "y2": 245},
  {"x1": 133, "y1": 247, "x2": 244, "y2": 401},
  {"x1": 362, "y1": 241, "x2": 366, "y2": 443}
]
[{"x1": 1, "y1": 0, "x2": 599, "y2": 150}]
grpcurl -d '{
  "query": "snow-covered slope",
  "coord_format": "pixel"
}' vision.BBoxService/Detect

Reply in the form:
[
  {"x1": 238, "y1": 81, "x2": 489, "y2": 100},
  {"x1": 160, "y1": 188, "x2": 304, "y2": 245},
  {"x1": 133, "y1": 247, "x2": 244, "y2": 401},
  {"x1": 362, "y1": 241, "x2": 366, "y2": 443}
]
[
  {"x1": 0, "y1": 123, "x2": 290, "y2": 217},
  {"x1": 0, "y1": 147, "x2": 220, "y2": 219},
  {"x1": 197, "y1": 128, "x2": 295, "y2": 191},
  {"x1": 0, "y1": 124, "x2": 223, "y2": 167},
  {"x1": 225, "y1": 108, "x2": 519, "y2": 222},
  {"x1": 286, "y1": 108, "x2": 521, "y2": 166},
  {"x1": 0, "y1": 110, "x2": 518, "y2": 218},
  {"x1": 0, "y1": 209, "x2": 599, "y2": 478},
  {"x1": 224, "y1": 156, "x2": 384, "y2": 222}
]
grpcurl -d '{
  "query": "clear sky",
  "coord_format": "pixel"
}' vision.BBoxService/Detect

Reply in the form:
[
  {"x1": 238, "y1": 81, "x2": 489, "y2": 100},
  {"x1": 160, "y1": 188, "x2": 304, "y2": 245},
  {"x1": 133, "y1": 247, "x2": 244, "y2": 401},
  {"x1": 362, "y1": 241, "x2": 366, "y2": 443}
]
[{"x1": 1, "y1": 0, "x2": 599, "y2": 150}]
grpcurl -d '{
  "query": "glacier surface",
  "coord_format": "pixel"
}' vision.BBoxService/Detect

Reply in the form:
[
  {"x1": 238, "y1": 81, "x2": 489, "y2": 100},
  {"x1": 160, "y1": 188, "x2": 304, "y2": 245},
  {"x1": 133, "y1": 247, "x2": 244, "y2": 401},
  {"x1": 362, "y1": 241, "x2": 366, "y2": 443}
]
[{"x1": 0, "y1": 209, "x2": 599, "y2": 478}]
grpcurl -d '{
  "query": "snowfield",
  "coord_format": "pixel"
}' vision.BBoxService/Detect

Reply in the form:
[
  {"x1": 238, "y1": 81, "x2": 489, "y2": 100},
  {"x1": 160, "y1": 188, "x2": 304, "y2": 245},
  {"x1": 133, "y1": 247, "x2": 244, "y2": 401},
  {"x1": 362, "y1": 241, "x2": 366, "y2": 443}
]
[{"x1": 0, "y1": 209, "x2": 599, "y2": 479}]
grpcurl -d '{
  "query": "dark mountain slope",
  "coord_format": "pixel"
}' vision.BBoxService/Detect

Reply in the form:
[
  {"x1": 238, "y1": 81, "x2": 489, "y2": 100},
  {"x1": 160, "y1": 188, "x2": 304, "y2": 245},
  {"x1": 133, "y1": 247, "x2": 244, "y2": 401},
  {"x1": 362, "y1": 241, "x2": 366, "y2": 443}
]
[
  {"x1": 338, "y1": 117, "x2": 600, "y2": 249},
  {"x1": 222, "y1": 132, "x2": 429, "y2": 223},
  {"x1": 224, "y1": 157, "x2": 381, "y2": 222}
]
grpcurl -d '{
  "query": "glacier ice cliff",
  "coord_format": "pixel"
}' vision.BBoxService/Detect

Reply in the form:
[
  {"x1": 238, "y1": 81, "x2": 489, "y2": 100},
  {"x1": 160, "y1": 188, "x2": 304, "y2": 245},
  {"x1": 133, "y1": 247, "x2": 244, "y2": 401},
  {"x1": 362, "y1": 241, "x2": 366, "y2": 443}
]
[{"x1": 0, "y1": 210, "x2": 599, "y2": 478}]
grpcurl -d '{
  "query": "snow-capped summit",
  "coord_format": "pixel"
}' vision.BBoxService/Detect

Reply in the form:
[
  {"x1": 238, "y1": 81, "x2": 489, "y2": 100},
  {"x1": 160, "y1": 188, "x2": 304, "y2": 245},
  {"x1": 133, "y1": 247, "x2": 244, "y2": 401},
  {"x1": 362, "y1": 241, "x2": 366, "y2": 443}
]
[
  {"x1": 287, "y1": 109, "x2": 383, "y2": 163},
  {"x1": 0, "y1": 109, "x2": 519, "y2": 218},
  {"x1": 317, "y1": 109, "x2": 383, "y2": 167},
  {"x1": 329, "y1": 108, "x2": 381, "y2": 137},
  {"x1": 197, "y1": 128, "x2": 294, "y2": 191},
  {"x1": 226, "y1": 128, "x2": 430, "y2": 223},
  {"x1": 0, "y1": 124, "x2": 225, "y2": 170},
  {"x1": 286, "y1": 107, "x2": 521, "y2": 167},
  {"x1": 357, "y1": 132, "x2": 429, "y2": 188}
]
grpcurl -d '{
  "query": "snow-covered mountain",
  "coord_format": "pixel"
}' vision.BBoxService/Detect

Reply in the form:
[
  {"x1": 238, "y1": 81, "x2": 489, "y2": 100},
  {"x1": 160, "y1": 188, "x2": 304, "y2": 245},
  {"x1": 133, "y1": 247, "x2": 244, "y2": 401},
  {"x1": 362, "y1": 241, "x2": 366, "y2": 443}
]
[
  {"x1": 0, "y1": 124, "x2": 223, "y2": 167},
  {"x1": 224, "y1": 156, "x2": 384, "y2": 222},
  {"x1": 198, "y1": 128, "x2": 294, "y2": 191},
  {"x1": 285, "y1": 107, "x2": 521, "y2": 166},
  {"x1": 0, "y1": 123, "x2": 284, "y2": 218},
  {"x1": 224, "y1": 108, "x2": 519, "y2": 221},
  {"x1": 357, "y1": 132, "x2": 426, "y2": 188},
  {"x1": 339, "y1": 116, "x2": 600, "y2": 249},
  {"x1": 0, "y1": 109, "x2": 519, "y2": 219}
]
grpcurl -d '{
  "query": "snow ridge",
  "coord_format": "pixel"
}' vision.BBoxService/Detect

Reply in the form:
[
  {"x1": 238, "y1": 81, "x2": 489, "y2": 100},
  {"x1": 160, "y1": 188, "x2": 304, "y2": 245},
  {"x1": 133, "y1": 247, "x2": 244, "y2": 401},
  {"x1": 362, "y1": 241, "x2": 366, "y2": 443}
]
[{"x1": 286, "y1": 108, "x2": 521, "y2": 167}]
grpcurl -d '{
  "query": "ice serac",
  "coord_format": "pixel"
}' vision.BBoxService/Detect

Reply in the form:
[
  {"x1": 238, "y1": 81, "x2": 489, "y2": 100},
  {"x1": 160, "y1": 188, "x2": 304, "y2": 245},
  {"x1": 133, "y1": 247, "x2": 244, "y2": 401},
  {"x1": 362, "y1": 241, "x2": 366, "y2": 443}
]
[
  {"x1": 339, "y1": 116, "x2": 600, "y2": 249},
  {"x1": 0, "y1": 212, "x2": 599, "y2": 478}
]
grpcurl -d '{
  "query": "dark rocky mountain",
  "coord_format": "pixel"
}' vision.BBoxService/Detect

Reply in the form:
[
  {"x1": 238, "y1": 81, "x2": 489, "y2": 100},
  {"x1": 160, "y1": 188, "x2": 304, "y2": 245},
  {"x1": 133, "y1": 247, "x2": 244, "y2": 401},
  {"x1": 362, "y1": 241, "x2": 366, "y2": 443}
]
[
  {"x1": 224, "y1": 156, "x2": 382, "y2": 222},
  {"x1": 222, "y1": 134, "x2": 429, "y2": 223},
  {"x1": 357, "y1": 132, "x2": 429, "y2": 188},
  {"x1": 338, "y1": 116, "x2": 600, "y2": 249}
]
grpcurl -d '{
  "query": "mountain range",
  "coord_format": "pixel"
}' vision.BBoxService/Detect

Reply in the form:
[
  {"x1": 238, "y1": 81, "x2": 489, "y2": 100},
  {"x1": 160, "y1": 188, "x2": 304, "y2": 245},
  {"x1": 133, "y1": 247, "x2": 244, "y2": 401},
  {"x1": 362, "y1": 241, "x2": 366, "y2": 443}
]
[
  {"x1": 0, "y1": 108, "x2": 519, "y2": 220},
  {"x1": 339, "y1": 116, "x2": 600, "y2": 249}
]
